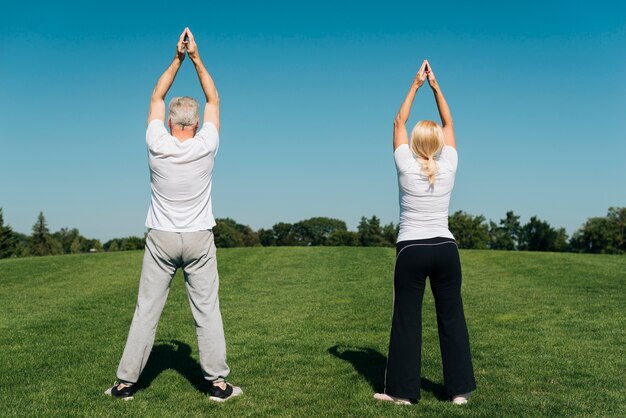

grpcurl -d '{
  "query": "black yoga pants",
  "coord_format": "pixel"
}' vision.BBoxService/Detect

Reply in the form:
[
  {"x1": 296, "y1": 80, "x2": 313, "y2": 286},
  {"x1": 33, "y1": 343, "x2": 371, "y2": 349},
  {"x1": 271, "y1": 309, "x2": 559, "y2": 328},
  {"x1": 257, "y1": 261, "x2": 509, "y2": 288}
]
[{"x1": 384, "y1": 237, "x2": 476, "y2": 400}]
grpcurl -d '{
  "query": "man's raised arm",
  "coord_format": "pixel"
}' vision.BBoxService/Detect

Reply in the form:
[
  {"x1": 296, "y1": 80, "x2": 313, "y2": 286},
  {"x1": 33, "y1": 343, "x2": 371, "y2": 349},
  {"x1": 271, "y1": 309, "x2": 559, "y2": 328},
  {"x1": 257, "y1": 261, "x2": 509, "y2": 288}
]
[
  {"x1": 147, "y1": 30, "x2": 187, "y2": 125},
  {"x1": 185, "y1": 29, "x2": 220, "y2": 132}
]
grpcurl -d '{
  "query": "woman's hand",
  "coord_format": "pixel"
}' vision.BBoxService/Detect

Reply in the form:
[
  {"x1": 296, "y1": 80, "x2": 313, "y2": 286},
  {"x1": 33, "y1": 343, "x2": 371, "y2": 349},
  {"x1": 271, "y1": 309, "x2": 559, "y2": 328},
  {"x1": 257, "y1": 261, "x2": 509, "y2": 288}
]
[
  {"x1": 426, "y1": 61, "x2": 440, "y2": 91},
  {"x1": 414, "y1": 60, "x2": 428, "y2": 88},
  {"x1": 425, "y1": 60, "x2": 455, "y2": 148},
  {"x1": 394, "y1": 60, "x2": 428, "y2": 150}
]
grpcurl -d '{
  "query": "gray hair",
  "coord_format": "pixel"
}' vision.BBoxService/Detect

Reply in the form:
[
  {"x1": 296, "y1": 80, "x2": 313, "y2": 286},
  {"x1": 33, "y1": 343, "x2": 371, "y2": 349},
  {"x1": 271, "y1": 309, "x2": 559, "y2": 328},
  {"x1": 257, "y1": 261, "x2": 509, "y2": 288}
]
[{"x1": 169, "y1": 96, "x2": 200, "y2": 127}]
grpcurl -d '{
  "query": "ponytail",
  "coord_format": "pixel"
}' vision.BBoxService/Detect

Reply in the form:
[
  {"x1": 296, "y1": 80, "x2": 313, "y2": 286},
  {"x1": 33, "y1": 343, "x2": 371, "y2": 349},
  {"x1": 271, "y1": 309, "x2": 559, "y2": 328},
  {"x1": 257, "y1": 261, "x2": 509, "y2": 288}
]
[
  {"x1": 421, "y1": 155, "x2": 439, "y2": 185},
  {"x1": 410, "y1": 120, "x2": 445, "y2": 186}
]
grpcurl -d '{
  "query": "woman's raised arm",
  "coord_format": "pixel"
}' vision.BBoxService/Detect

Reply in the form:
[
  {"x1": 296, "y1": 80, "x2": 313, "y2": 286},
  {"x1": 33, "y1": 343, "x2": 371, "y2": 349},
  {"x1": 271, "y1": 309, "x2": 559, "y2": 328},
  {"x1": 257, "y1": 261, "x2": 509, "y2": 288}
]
[
  {"x1": 393, "y1": 60, "x2": 428, "y2": 150},
  {"x1": 426, "y1": 61, "x2": 456, "y2": 149}
]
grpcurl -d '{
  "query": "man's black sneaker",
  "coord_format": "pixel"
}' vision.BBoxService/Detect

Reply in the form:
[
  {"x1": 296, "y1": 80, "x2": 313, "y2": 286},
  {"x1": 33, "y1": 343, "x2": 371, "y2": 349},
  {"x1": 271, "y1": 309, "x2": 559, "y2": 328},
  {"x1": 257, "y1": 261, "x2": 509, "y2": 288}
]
[
  {"x1": 104, "y1": 381, "x2": 135, "y2": 401},
  {"x1": 208, "y1": 382, "x2": 243, "y2": 402}
]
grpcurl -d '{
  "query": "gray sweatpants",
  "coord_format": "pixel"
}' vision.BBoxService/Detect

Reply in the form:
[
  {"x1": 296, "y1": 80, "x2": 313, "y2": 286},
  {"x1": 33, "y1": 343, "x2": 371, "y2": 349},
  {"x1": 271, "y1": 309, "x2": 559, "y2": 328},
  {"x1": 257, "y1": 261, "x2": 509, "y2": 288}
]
[{"x1": 116, "y1": 229, "x2": 230, "y2": 383}]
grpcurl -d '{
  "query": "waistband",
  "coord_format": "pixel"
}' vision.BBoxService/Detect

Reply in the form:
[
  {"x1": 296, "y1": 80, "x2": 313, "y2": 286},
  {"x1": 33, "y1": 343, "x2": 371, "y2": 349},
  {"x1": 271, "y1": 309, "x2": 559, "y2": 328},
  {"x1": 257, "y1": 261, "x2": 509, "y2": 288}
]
[{"x1": 396, "y1": 237, "x2": 457, "y2": 253}]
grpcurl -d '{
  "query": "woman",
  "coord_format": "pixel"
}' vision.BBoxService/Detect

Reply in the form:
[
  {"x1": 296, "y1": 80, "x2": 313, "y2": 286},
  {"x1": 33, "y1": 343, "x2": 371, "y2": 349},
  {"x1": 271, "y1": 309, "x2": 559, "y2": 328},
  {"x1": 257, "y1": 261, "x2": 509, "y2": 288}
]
[{"x1": 374, "y1": 60, "x2": 476, "y2": 405}]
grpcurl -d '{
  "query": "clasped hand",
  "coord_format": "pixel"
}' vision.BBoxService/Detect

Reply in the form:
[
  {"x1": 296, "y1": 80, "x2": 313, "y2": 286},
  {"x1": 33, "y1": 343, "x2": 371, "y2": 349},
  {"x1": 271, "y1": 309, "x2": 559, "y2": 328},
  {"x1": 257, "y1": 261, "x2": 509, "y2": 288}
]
[
  {"x1": 176, "y1": 27, "x2": 199, "y2": 62},
  {"x1": 414, "y1": 59, "x2": 439, "y2": 90}
]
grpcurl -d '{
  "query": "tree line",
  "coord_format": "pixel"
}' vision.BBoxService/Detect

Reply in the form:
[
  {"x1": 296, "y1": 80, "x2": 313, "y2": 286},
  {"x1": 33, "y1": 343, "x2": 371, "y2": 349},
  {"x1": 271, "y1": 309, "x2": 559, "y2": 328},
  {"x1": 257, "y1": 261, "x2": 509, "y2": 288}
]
[
  {"x1": 0, "y1": 210, "x2": 145, "y2": 258},
  {"x1": 214, "y1": 208, "x2": 624, "y2": 254},
  {"x1": 0, "y1": 207, "x2": 623, "y2": 259},
  {"x1": 450, "y1": 209, "x2": 624, "y2": 253}
]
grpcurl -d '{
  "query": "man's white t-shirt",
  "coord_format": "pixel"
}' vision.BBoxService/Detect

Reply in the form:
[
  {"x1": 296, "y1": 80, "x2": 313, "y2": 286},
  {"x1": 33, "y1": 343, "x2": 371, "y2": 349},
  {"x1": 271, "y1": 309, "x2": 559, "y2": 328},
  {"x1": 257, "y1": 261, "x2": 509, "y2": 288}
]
[
  {"x1": 145, "y1": 119, "x2": 219, "y2": 232},
  {"x1": 394, "y1": 144, "x2": 458, "y2": 242}
]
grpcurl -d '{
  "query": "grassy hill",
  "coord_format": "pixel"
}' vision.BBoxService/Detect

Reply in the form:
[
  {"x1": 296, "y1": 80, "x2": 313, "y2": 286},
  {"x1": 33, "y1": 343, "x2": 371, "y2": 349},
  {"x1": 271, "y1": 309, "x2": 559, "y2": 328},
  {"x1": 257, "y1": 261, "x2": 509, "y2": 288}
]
[{"x1": 0, "y1": 248, "x2": 624, "y2": 417}]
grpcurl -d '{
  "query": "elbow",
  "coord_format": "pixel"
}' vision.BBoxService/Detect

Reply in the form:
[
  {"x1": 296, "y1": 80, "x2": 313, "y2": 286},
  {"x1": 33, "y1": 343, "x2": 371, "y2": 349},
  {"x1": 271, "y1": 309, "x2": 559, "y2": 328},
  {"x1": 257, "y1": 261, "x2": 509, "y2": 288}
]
[
  {"x1": 208, "y1": 91, "x2": 220, "y2": 106},
  {"x1": 393, "y1": 115, "x2": 405, "y2": 129},
  {"x1": 443, "y1": 118, "x2": 453, "y2": 128}
]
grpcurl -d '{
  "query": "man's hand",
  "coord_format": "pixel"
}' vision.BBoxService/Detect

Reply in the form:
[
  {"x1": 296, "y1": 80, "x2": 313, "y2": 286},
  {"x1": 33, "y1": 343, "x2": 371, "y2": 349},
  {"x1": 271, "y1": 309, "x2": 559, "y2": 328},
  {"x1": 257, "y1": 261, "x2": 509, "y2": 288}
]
[
  {"x1": 186, "y1": 28, "x2": 200, "y2": 61},
  {"x1": 148, "y1": 30, "x2": 188, "y2": 124},
  {"x1": 186, "y1": 28, "x2": 219, "y2": 131},
  {"x1": 176, "y1": 29, "x2": 187, "y2": 62}
]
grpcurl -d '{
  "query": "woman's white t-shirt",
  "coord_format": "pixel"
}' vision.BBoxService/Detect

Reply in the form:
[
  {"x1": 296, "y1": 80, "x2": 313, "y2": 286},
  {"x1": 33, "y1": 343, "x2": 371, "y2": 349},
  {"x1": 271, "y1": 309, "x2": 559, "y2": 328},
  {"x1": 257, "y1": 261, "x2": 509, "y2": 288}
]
[
  {"x1": 144, "y1": 119, "x2": 220, "y2": 232},
  {"x1": 394, "y1": 144, "x2": 458, "y2": 242}
]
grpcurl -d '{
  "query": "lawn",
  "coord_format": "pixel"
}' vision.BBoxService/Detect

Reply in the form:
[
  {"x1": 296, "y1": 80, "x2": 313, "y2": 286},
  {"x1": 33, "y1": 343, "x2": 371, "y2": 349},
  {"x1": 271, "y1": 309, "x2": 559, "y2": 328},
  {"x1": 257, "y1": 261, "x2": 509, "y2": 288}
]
[{"x1": 0, "y1": 248, "x2": 624, "y2": 417}]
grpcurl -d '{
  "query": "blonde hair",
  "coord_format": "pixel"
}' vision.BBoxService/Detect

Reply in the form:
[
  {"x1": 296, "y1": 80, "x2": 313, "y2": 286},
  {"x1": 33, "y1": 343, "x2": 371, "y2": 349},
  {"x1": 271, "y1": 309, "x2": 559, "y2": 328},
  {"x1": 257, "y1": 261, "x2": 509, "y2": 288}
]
[{"x1": 410, "y1": 120, "x2": 445, "y2": 185}]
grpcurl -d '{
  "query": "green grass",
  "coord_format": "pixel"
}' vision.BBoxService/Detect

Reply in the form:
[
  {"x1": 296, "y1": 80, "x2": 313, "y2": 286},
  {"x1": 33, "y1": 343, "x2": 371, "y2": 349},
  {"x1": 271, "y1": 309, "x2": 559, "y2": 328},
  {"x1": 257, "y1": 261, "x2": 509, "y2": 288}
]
[{"x1": 0, "y1": 248, "x2": 624, "y2": 417}]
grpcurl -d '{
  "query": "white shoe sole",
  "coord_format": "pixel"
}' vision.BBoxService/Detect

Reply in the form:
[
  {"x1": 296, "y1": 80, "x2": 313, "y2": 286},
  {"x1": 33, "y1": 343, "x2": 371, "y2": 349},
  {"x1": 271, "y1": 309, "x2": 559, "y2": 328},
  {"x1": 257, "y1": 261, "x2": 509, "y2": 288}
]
[
  {"x1": 373, "y1": 393, "x2": 411, "y2": 405},
  {"x1": 452, "y1": 393, "x2": 470, "y2": 405},
  {"x1": 209, "y1": 387, "x2": 243, "y2": 402},
  {"x1": 104, "y1": 387, "x2": 134, "y2": 401}
]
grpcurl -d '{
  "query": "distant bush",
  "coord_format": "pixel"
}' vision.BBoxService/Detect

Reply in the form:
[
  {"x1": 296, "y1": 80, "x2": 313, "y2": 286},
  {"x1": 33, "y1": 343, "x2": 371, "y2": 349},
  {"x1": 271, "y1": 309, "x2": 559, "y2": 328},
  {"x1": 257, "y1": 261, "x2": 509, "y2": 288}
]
[
  {"x1": 104, "y1": 236, "x2": 145, "y2": 252},
  {"x1": 214, "y1": 218, "x2": 259, "y2": 248}
]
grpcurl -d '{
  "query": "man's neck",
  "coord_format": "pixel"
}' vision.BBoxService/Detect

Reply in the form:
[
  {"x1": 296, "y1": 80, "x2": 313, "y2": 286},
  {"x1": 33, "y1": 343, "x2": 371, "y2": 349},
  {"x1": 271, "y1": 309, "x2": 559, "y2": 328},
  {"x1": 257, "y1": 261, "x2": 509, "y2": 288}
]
[{"x1": 170, "y1": 126, "x2": 196, "y2": 142}]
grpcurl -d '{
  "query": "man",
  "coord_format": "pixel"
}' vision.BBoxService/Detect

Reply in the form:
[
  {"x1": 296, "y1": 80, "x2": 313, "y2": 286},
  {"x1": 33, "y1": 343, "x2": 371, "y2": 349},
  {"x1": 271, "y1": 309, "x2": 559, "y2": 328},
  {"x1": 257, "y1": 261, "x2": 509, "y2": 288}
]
[{"x1": 105, "y1": 28, "x2": 241, "y2": 402}]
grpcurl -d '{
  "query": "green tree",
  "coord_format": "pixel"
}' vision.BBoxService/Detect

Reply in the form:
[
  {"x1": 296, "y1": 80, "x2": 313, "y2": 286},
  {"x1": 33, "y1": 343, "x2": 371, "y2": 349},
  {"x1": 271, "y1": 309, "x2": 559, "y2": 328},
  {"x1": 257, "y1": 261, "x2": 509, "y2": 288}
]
[
  {"x1": 213, "y1": 218, "x2": 259, "y2": 248},
  {"x1": 237, "y1": 225, "x2": 260, "y2": 247},
  {"x1": 120, "y1": 236, "x2": 146, "y2": 251},
  {"x1": 489, "y1": 211, "x2": 521, "y2": 250},
  {"x1": 273, "y1": 222, "x2": 295, "y2": 246},
  {"x1": 357, "y1": 216, "x2": 389, "y2": 247},
  {"x1": 52, "y1": 228, "x2": 102, "y2": 253},
  {"x1": 501, "y1": 211, "x2": 522, "y2": 246},
  {"x1": 291, "y1": 217, "x2": 347, "y2": 246},
  {"x1": 448, "y1": 211, "x2": 489, "y2": 249},
  {"x1": 53, "y1": 227, "x2": 81, "y2": 254},
  {"x1": 607, "y1": 207, "x2": 625, "y2": 253},
  {"x1": 553, "y1": 227, "x2": 569, "y2": 252},
  {"x1": 327, "y1": 230, "x2": 359, "y2": 246},
  {"x1": 83, "y1": 238, "x2": 103, "y2": 252},
  {"x1": 570, "y1": 217, "x2": 615, "y2": 253},
  {"x1": 70, "y1": 237, "x2": 82, "y2": 254},
  {"x1": 11, "y1": 232, "x2": 30, "y2": 257},
  {"x1": 0, "y1": 208, "x2": 15, "y2": 259},
  {"x1": 107, "y1": 241, "x2": 120, "y2": 252},
  {"x1": 570, "y1": 207, "x2": 625, "y2": 254},
  {"x1": 489, "y1": 220, "x2": 510, "y2": 250},
  {"x1": 214, "y1": 219, "x2": 245, "y2": 248},
  {"x1": 518, "y1": 216, "x2": 567, "y2": 252},
  {"x1": 257, "y1": 228, "x2": 276, "y2": 246},
  {"x1": 381, "y1": 222, "x2": 399, "y2": 246},
  {"x1": 30, "y1": 212, "x2": 62, "y2": 256}
]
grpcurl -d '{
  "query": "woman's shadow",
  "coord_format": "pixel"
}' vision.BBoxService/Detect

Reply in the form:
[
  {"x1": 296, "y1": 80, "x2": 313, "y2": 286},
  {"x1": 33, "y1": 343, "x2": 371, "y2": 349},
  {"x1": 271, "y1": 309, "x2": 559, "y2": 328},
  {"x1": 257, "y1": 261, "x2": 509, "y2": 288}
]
[
  {"x1": 327, "y1": 345, "x2": 447, "y2": 400},
  {"x1": 133, "y1": 340, "x2": 210, "y2": 394}
]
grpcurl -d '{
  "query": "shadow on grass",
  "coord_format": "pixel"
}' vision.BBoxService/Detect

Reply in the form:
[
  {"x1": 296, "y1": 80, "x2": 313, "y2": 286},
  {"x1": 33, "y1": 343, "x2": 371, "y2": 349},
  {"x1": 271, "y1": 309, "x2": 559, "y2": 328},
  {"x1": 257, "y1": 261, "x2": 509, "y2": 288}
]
[
  {"x1": 134, "y1": 340, "x2": 210, "y2": 394},
  {"x1": 328, "y1": 345, "x2": 447, "y2": 400}
]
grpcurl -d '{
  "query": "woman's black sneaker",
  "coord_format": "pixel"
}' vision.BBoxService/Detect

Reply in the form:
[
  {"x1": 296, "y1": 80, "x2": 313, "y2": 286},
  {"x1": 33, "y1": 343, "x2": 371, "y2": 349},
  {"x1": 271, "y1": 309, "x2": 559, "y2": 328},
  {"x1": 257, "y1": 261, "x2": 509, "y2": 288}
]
[
  {"x1": 104, "y1": 381, "x2": 134, "y2": 401},
  {"x1": 209, "y1": 382, "x2": 243, "y2": 402}
]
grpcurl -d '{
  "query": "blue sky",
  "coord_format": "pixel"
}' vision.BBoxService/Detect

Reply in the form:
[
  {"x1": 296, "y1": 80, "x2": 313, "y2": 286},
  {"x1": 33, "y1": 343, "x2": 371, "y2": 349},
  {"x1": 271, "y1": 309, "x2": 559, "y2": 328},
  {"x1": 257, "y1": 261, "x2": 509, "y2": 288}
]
[{"x1": 1, "y1": 0, "x2": 625, "y2": 241}]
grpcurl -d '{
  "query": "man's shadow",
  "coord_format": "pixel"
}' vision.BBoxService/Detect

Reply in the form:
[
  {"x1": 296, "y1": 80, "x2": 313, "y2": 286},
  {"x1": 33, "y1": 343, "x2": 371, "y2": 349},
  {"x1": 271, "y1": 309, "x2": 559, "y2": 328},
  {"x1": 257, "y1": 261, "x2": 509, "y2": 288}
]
[
  {"x1": 133, "y1": 340, "x2": 210, "y2": 394},
  {"x1": 327, "y1": 345, "x2": 447, "y2": 400}
]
